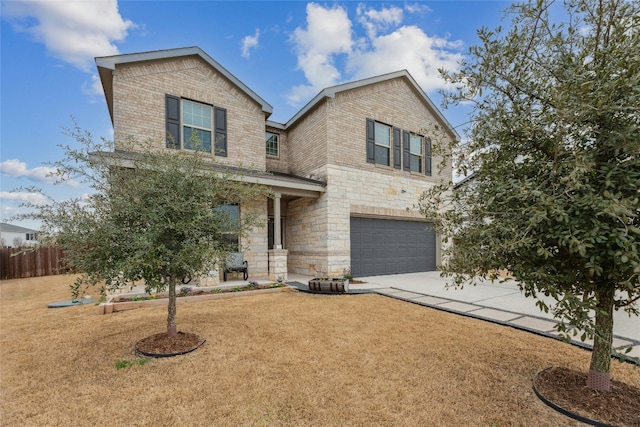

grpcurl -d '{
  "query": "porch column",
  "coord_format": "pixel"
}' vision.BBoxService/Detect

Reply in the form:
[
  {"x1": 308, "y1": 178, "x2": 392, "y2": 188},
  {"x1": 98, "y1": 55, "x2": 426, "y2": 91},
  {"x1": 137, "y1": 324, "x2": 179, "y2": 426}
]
[
  {"x1": 268, "y1": 192, "x2": 287, "y2": 281},
  {"x1": 274, "y1": 192, "x2": 282, "y2": 249}
]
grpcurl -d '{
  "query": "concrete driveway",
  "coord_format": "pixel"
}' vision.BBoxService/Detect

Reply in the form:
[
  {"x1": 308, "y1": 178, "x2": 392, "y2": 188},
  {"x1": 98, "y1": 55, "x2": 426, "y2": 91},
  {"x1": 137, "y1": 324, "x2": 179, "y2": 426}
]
[{"x1": 346, "y1": 271, "x2": 640, "y2": 358}]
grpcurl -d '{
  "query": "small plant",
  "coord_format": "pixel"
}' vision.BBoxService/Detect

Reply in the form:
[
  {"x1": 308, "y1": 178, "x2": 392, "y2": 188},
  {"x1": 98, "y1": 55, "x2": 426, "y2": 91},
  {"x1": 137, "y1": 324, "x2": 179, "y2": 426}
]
[
  {"x1": 232, "y1": 286, "x2": 242, "y2": 292},
  {"x1": 342, "y1": 267, "x2": 353, "y2": 281},
  {"x1": 115, "y1": 358, "x2": 149, "y2": 370},
  {"x1": 247, "y1": 280, "x2": 259, "y2": 289},
  {"x1": 178, "y1": 287, "x2": 193, "y2": 297},
  {"x1": 277, "y1": 276, "x2": 284, "y2": 284}
]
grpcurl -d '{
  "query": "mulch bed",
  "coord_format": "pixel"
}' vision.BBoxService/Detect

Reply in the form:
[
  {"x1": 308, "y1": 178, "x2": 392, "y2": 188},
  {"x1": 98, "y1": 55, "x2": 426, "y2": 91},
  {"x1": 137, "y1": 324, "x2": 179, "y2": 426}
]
[
  {"x1": 135, "y1": 332, "x2": 205, "y2": 357},
  {"x1": 534, "y1": 366, "x2": 640, "y2": 427},
  {"x1": 114, "y1": 283, "x2": 284, "y2": 302}
]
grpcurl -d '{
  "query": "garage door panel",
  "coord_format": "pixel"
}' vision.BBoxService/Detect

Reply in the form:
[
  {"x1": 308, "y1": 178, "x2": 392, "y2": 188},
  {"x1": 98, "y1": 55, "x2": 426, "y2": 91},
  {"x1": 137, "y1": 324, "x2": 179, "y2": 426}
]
[{"x1": 350, "y1": 217, "x2": 436, "y2": 277}]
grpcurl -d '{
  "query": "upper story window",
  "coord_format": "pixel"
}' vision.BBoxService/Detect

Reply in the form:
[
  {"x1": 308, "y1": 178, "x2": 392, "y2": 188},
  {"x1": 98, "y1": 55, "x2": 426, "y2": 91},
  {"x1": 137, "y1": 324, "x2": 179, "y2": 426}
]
[
  {"x1": 266, "y1": 132, "x2": 279, "y2": 157},
  {"x1": 182, "y1": 100, "x2": 212, "y2": 152},
  {"x1": 165, "y1": 95, "x2": 227, "y2": 157},
  {"x1": 367, "y1": 118, "x2": 432, "y2": 176},
  {"x1": 409, "y1": 133, "x2": 423, "y2": 173},
  {"x1": 366, "y1": 119, "x2": 393, "y2": 167},
  {"x1": 374, "y1": 122, "x2": 391, "y2": 166}
]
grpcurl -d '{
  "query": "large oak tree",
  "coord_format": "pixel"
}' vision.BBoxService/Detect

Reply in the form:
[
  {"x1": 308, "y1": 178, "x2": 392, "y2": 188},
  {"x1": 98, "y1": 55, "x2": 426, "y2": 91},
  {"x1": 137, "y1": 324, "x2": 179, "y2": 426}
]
[{"x1": 419, "y1": 0, "x2": 639, "y2": 390}]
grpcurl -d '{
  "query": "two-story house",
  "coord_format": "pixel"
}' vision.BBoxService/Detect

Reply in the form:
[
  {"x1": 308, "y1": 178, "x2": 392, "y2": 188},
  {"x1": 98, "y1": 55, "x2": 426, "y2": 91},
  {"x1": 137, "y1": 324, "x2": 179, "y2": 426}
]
[{"x1": 95, "y1": 46, "x2": 458, "y2": 283}]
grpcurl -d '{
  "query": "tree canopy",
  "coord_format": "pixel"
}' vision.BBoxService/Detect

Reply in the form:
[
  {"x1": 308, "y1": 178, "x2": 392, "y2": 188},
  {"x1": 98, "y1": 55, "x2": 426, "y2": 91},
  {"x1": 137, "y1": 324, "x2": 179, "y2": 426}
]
[
  {"x1": 419, "y1": 0, "x2": 640, "y2": 390},
  {"x1": 18, "y1": 125, "x2": 267, "y2": 336}
]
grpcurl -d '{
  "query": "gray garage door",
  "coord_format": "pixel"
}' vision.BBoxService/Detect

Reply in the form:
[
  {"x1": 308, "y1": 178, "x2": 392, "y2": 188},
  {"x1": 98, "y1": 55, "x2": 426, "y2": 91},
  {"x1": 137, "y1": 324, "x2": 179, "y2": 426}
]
[{"x1": 350, "y1": 217, "x2": 436, "y2": 277}]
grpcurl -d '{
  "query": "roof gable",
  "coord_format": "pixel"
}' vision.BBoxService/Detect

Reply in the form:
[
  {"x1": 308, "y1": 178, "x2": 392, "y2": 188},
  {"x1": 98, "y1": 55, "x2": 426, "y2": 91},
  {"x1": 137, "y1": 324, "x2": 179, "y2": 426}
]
[
  {"x1": 96, "y1": 47, "x2": 273, "y2": 123},
  {"x1": 283, "y1": 70, "x2": 460, "y2": 141}
]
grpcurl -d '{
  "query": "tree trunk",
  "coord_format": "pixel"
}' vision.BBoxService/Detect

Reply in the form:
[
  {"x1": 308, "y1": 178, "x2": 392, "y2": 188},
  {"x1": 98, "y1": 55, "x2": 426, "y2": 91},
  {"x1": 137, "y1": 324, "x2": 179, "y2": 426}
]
[
  {"x1": 167, "y1": 276, "x2": 177, "y2": 337},
  {"x1": 587, "y1": 285, "x2": 614, "y2": 391}
]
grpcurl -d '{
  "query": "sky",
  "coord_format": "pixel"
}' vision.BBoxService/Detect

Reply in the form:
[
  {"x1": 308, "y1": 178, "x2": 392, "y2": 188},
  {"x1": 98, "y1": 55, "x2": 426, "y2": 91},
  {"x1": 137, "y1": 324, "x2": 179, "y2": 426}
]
[{"x1": 1, "y1": 0, "x2": 512, "y2": 229}]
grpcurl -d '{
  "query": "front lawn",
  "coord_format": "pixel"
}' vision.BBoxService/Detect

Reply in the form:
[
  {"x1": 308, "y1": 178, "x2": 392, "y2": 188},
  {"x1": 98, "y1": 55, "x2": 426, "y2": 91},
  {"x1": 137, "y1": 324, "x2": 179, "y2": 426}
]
[{"x1": 1, "y1": 275, "x2": 638, "y2": 426}]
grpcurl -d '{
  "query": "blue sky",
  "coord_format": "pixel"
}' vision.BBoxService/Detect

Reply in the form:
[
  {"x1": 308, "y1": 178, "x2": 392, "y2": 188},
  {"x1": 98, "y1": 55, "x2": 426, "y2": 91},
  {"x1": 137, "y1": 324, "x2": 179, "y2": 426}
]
[{"x1": 1, "y1": 0, "x2": 510, "y2": 229}]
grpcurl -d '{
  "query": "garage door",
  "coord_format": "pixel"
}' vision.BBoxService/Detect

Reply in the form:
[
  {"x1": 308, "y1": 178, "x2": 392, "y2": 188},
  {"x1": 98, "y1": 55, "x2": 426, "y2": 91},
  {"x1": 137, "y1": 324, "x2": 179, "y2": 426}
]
[{"x1": 350, "y1": 217, "x2": 436, "y2": 277}]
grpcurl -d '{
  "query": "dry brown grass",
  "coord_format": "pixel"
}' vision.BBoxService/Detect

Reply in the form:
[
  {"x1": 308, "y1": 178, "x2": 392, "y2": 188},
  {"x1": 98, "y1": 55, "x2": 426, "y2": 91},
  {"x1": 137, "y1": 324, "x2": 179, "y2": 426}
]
[{"x1": 1, "y1": 275, "x2": 638, "y2": 427}]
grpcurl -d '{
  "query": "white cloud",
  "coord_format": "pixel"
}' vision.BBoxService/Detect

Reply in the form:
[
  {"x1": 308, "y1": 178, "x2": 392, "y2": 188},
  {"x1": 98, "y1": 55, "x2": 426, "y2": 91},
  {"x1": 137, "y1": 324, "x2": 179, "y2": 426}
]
[
  {"x1": 287, "y1": 3, "x2": 353, "y2": 105},
  {"x1": 0, "y1": 191, "x2": 49, "y2": 205},
  {"x1": 404, "y1": 3, "x2": 432, "y2": 15},
  {"x1": 348, "y1": 25, "x2": 464, "y2": 92},
  {"x1": 287, "y1": 3, "x2": 463, "y2": 107},
  {"x1": 3, "y1": 0, "x2": 134, "y2": 72},
  {"x1": 0, "y1": 159, "x2": 79, "y2": 187},
  {"x1": 241, "y1": 29, "x2": 260, "y2": 58},
  {"x1": 356, "y1": 4, "x2": 403, "y2": 39}
]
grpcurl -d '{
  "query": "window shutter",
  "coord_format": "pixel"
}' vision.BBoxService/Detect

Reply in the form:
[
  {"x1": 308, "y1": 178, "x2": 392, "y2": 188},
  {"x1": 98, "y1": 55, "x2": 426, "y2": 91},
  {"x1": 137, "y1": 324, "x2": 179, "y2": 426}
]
[
  {"x1": 214, "y1": 107, "x2": 227, "y2": 157},
  {"x1": 402, "y1": 130, "x2": 410, "y2": 171},
  {"x1": 165, "y1": 95, "x2": 181, "y2": 149},
  {"x1": 425, "y1": 137, "x2": 432, "y2": 176},
  {"x1": 366, "y1": 118, "x2": 375, "y2": 163},
  {"x1": 393, "y1": 127, "x2": 401, "y2": 169}
]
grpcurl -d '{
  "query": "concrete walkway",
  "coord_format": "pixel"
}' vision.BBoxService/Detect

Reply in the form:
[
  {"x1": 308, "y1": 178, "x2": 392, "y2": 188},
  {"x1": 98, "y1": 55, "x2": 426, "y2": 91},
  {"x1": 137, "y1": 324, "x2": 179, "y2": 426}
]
[{"x1": 288, "y1": 272, "x2": 640, "y2": 361}]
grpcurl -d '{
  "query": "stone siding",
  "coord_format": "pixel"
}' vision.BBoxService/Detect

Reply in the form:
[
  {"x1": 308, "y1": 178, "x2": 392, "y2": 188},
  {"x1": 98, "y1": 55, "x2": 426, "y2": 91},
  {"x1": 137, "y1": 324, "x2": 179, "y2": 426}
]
[{"x1": 285, "y1": 163, "x2": 446, "y2": 277}]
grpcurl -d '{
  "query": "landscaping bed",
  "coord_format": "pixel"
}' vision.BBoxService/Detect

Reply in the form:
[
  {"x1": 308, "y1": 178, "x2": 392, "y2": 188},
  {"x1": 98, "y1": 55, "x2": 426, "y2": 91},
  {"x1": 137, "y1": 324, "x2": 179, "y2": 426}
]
[{"x1": 97, "y1": 282, "x2": 289, "y2": 314}]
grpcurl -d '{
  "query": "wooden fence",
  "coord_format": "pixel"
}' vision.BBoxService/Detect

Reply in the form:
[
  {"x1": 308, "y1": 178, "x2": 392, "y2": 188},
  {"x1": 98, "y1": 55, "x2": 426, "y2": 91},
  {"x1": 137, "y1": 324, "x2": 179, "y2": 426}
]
[{"x1": 0, "y1": 246, "x2": 67, "y2": 280}]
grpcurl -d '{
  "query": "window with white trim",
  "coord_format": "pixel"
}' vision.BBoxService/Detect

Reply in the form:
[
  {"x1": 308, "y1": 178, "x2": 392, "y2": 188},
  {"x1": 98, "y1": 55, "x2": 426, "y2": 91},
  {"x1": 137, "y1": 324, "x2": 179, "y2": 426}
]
[
  {"x1": 409, "y1": 133, "x2": 423, "y2": 173},
  {"x1": 182, "y1": 100, "x2": 212, "y2": 152},
  {"x1": 266, "y1": 132, "x2": 279, "y2": 157},
  {"x1": 165, "y1": 95, "x2": 227, "y2": 156},
  {"x1": 374, "y1": 122, "x2": 391, "y2": 166}
]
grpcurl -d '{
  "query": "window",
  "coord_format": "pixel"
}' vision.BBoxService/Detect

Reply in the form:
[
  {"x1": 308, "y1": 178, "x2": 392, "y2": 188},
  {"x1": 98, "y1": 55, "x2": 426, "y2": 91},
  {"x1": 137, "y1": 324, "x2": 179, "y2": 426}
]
[
  {"x1": 183, "y1": 100, "x2": 212, "y2": 152},
  {"x1": 266, "y1": 132, "x2": 279, "y2": 157},
  {"x1": 374, "y1": 122, "x2": 391, "y2": 166},
  {"x1": 409, "y1": 134, "x2": 423, "y2": 173},
  {"x1": 216, "y1": 204, "x2": 239, "y2": 251},
  {"x1": 25, "y1": 233, "x2": 36, "y2": 241},
  {"x1": 366, "y1": 119, "x2": 393, "y2": 166},
  {"x1": 165, "y1": 95, "x2": 227, "y2": 156},
  {"x1": 368, "y1": 118, "x2": 431, "y2": 175}
]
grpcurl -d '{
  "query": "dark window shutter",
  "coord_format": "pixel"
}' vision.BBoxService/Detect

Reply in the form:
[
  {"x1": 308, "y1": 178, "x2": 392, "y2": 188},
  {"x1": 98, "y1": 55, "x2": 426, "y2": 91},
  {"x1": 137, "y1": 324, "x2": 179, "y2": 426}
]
[
  {"x1": 425, "y1": 137, "x2": 432, "y2": 175},
  {"x1": 214, "y1": 107, "x2": 227, "y2": 157},
  {"x1": 402, "y1": 130, "x2": 410, "y2": 171},
  {"x1": 366, "y1": 118, "x2": 375, "y2": 163},
  {"x1": 393, "y1": 127, "x2": 401, "y2": 169},
  {"x1": 166, "y1": 95, "x2": 181, "y2": 149}
]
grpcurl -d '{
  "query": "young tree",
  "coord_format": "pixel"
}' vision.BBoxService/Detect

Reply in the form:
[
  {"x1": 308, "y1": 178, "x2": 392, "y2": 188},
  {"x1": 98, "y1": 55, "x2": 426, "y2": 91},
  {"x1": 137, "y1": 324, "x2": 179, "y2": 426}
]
[
  {"x1": 18, "y1": 125, "x2": 266, "y2": 338},
  {"x1": 419, "y1": 0, "x2": 639, "y2": 390}
]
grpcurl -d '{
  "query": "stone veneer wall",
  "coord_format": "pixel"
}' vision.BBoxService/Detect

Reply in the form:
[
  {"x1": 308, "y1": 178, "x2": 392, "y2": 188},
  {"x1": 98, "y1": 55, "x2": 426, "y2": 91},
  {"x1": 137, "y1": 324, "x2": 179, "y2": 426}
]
[
  {"x1": 241, "y1": 197, "x2": 268, "y2": 278},
  {"x1": 112, "y1": 56, "x2": 267, "y2": 171},
  {"x1": 284, "y1": 76, "x2": 453, "y2": 277},
  {"x1": 286, "y1": 164, "x2": 445, "y2": 277}
]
